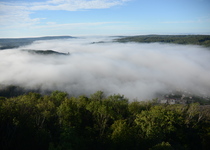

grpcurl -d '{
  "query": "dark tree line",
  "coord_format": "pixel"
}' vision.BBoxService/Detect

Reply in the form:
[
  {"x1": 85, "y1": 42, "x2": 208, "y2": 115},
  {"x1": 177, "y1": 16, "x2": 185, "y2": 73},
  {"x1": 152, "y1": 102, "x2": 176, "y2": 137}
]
[
  {"x1": 0, "y1": 91, "x2": 210, "y2": 150},
  {"x1": 115, "y1": 35, "x2": 210, "y2": 47},
  {"x1": 0, "y1": 36, "x2": 75, "y2": 50}
]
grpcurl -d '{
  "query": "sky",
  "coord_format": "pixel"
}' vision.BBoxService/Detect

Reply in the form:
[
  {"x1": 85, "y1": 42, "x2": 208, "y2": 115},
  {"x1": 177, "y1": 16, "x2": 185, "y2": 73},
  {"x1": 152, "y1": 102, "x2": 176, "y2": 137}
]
[{"x1": 0, "y1": 0, "x2": 210, "y2": 37}]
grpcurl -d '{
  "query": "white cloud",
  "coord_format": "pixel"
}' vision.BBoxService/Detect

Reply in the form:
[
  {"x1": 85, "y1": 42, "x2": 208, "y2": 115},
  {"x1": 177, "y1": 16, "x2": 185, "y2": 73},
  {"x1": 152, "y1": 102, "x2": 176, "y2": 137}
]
[
  {"x1": 1, "y1": 39, "x2": 210, "y2": 100},
  {"x1": 32, "y1": 0, "x2": 125, "y2": 11},
  {"x1": 31, "y1": 22, "x2": 122, "y2": 29},
  {"x1": 0, "y1": 0, "x2": 130, "y2": 32},
  {"x1": 46, "y1": 22, "x2": 57, "y2": 25},
  {"x1": 0, "y1": 3, "x2": 41, "y2": 28}
]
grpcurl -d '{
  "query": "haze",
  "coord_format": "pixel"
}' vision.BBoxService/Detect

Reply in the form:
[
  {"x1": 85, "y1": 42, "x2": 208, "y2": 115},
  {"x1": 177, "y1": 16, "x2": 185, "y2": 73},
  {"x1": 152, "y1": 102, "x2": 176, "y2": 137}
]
[{"x1": 0, "y1": 37, "x2": 210, "y2": 100}]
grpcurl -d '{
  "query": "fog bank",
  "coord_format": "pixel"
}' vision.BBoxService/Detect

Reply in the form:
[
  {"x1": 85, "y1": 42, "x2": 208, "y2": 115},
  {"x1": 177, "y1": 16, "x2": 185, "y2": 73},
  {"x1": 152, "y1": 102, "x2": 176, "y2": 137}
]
[{"x1": 1, "y1": 37, "x2": 210, "y2": 100}]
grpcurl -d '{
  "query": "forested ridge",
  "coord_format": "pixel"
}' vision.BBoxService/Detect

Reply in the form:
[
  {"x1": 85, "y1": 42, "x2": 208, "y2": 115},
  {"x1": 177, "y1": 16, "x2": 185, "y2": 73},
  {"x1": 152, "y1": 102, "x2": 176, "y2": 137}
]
[
  {"x1": 22, "y1": 49, "x2": 70, "y2": 56},
  {"x1": 115, "y1": 35, "x2": 210, "y2": 47},
  {"x1": 0, "y1": 91, "x2": 210, "y2": 150},
  {"x1": 0, "y1": 36, "x2": 75, "y2": 50}
]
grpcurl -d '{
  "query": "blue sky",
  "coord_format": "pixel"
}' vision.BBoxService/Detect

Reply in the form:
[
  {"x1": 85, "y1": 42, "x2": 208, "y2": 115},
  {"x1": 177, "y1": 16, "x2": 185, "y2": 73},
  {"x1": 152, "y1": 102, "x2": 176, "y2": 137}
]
[{"x1": 0, "y1": 0, "x2": 210, "y2": 37}]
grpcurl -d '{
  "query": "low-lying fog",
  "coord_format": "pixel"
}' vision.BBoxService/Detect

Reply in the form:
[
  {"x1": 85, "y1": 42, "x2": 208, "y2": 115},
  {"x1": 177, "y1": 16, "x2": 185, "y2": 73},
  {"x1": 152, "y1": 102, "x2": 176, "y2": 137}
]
[{"x1": 0, "y1": 37, "x2": 210, "y2": 100}]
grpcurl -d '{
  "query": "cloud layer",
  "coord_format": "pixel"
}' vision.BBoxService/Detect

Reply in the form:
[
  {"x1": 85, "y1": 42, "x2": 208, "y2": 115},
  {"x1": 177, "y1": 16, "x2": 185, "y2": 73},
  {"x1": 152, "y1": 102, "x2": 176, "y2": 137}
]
[
  {"x1": 0, "y1": 0, "x2": 128, "y2": 26},
  {"x1": 0, "y1": 0, "x2": 130, "y2": 37},
  {"x1": 0, "y1": 37, "x2": 210, "y2": 100},
  {"x1": 30, "y1": 0, "x2": 128, "y2": 11}
]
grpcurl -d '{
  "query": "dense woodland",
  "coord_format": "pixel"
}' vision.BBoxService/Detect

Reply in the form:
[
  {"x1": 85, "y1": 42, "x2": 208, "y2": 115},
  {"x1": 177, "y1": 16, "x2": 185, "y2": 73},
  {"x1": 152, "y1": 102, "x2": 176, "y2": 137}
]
[
  {"x1": 0, "y1": 91, "x2": 210, "y2": 150},
  {"x1": 115, "y1": 35, "x2": 210, "y2": 47},
  {"x1": 22, "y1": 49, "x2": 70, "y2": 56}
]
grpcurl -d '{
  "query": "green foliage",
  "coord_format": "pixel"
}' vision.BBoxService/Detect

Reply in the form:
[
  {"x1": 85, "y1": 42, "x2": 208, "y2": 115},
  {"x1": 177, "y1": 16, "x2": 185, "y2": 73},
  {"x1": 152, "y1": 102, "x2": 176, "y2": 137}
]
[
  {"x1": 110, "y1": 119, "x2": 134, "y2": 150},
  {"x1": 135, "y1": 105, "x2": 179, "y2": 140},
  {"x1": 57, "y1": 97, "x2": 82, "y2": 127},
  {"x1": 150, "y1": 142, "x2": 173, "y2": 150},
  {"x1": 51, "y1": 91, "x2": 68, "y2": 106},
  {"x1": 128, "y1": 100, "x2": 152, "y2": 115},
  {"x1": 0, "y1": 91, "x2": 210, "y2": 150},
  {"x1": 86, "y1": 93, "x2": 128, "y2": 137}
]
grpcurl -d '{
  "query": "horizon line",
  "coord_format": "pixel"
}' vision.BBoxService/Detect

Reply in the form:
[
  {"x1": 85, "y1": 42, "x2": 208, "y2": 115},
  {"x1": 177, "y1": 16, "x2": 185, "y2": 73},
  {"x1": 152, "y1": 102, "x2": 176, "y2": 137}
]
[{"x1": 1, "y1": 33, "x2": 210, "y2": 39}]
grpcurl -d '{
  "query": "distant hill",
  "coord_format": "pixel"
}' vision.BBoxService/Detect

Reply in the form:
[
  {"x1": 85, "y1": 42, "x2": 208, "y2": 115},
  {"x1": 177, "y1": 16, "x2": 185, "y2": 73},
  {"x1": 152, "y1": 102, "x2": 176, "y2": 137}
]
[
  {"x1": 22, "y1": 49, "x2": 70, "y2": 56},
  {"x1": 0, "y1": 36, "x2": 76, "y2": 50},
  {"x1": 115, "y1": 35, "x2": 210, "y2": 47}
]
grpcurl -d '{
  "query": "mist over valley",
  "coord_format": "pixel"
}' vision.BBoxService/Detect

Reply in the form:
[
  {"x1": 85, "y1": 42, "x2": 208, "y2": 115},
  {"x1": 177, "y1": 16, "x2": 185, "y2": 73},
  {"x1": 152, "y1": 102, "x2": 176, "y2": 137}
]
[
  {"x1": 1, "y1": 36, "x2": 210, "y2": 101},
  {"x1": 1, "y1": 0, "x2": 210, "y2": 149}
]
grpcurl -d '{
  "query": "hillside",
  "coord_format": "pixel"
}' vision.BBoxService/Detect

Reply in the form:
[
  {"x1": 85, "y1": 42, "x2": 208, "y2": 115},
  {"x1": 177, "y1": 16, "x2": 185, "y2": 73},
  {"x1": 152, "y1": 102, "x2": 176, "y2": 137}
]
[
  {"x1": 22, "y1": 49, "x2": 70, "y2": 56},
  {"x1": 115, "y1": 35, "x2": 210, "y2": 47},
  {"x1": 0, "y1": 36, "x2": 75, "y2": 50},
  {"x1": 0, "y1": 91, "x2": 210, "y2": 150}
]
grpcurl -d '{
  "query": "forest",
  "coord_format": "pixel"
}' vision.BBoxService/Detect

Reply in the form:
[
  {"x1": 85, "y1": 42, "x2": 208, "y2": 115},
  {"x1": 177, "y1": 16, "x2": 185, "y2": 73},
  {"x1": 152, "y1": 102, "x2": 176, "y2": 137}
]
[
  {"x1": 0, "y1": 91, "x2": 210, "y2": 150},
  {"x1": 22, "y1": 49, "x2": 70, "y2": 56},
  {"x1": 115, "y1": 35, "x2": 210, "y2": 47}
]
